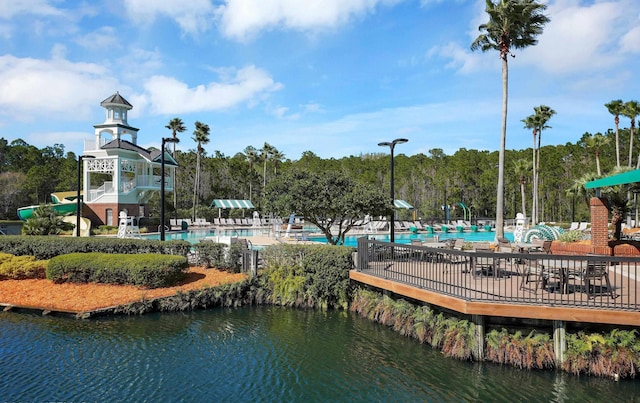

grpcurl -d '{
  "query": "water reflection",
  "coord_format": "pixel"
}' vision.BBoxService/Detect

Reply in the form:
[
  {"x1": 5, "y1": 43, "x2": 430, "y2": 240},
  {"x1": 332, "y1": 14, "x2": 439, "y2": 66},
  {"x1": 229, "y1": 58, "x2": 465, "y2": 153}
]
[{"x1": 1, "y1": 308, "x2": 638, "y2": 402}]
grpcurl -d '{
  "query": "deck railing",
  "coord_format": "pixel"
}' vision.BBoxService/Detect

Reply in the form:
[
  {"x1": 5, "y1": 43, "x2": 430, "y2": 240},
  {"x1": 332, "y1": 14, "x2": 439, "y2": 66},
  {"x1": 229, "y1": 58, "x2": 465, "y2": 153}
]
[{"x1": 356, "y1": 237, "x2": 639, "y2": 311}]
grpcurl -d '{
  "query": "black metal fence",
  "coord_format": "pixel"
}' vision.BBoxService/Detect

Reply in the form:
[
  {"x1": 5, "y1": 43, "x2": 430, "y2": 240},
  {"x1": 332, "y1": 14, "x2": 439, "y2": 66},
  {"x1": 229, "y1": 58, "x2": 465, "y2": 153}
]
[{"x1": 356, "y1": 237, "x2": 640, "y2": 311}]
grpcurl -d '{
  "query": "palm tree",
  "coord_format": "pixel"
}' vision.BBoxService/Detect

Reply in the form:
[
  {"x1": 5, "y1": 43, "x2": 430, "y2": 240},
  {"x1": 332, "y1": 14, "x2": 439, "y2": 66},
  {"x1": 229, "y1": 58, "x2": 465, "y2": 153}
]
[
  {"x1": 243, "y1": 145, "x2": 259, "y2": 201},
  {"x1": 513, "y1": 158, "x2": 532, "y2": 220},
  {"x1": 533, "y1": 105, "x2": 554, "y2": 224},
  {"x1": 522, "y1": 112, "x2": 543, "y2": 225},
  {"x1": 260, "y1": 142, "x2": 275, "y2": 191},
  {"x1": 471, "y1": 0, "x2": 549, "y2": 239},
  {"x1": 605, "y1": 99, "x2": 624, "y2": 168},
  {"x1": 585, "y1": 133, "x2": 610, "y2": 176},
  {"x1": 165, "y1": 117, "x2": 186, "y2": 217},
  {"x1": 192, "y1": 121, "x2": 210, "y2": 222},
  {"x1": 622, "y1": 100, "x2": 640, "y2": 167},
  {"x1": 271, "y1": 148, "x2": 285, "y2": 175}
]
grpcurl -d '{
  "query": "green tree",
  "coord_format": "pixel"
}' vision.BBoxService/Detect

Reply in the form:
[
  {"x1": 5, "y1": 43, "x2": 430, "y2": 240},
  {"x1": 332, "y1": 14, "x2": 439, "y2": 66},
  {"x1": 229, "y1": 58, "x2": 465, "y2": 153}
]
[
  {"x1": 166, "y1": 117, "x2": 186, "y2": 217},
  {"x1": 471, "y1": 0, "x2": 549, "y2": 238},
  {"x1": 622, "y1": 100, "x2": 639, "y2": 167},
  {"x1": 533, "y1": 105, "x2": 555, "y2": 224},
  {"x1": 22, "y1": 205, "x2": 73, "y2": 235},
  {"x1": 243, "y1": 145, "x2": 260, "y2": 202},
  {"x1": 513, "y1": 158, "x2": 531, "y2": 219},
  {"x1": 585, "y1": 133, "x2": 610, "y2": 176},
  {"x1": 260, "y1": 142, "x2": 275, "y2": 192},
  {"x1": 192, "y1": 121, "x2": 210, "y2": 222},
  {"x1": 263, "y1": 168, "x2": 391, "y2": 245},
  {"x1": 605, "y1": 99, "x2": 624, "y2": 168}
]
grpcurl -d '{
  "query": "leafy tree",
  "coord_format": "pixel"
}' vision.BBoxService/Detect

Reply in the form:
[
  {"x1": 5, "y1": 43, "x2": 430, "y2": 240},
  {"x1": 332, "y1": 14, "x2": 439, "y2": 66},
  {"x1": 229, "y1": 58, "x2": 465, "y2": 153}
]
[
  {"x1": 0, "y1": 172, "x2": 25, "y2": 219},
  {"x1": 263, "y1": 168, "x2": 391, "y2": 245},
  {"x1": 22, "y1": 205, "x2": 73, "y2": 235},
  {"x1": 605, "y1": 99, "x2": 624, "y2": 168},
  {"x1": 192, "y1": 121, "x2": 210, "y2": 221},
  {"x1": 471, "y1": 0, "x2": 550, "y2": 238}
]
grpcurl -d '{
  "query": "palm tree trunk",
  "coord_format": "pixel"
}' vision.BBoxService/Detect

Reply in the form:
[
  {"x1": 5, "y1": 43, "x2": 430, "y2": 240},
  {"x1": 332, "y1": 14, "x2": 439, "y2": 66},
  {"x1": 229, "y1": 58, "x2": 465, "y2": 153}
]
[
  {"x1": 495, "y1": 57, "x2": 508, "y2": 240},
  {"x1": 193, "y1": 152, "x2": 200, "y2": 222},
  {"x1": 520, "y1": 180, "x2": 526, "y2": 221},
  {"x1": 615, "y1": 117, "x2": 620, "y2": 168},
  {"x1": 532, "y1": 131, "x2": 537, "y2": 225},
  {"x1": 629, "y1": 122, "x2": 635, "y2": 167}
]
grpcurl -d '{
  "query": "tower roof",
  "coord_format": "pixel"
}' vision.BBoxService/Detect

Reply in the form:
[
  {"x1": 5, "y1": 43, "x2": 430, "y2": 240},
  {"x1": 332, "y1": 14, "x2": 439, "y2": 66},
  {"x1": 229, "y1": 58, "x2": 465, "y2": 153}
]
[{"x1": 100, "y1": 91, "x2": 133, "y2": 109}]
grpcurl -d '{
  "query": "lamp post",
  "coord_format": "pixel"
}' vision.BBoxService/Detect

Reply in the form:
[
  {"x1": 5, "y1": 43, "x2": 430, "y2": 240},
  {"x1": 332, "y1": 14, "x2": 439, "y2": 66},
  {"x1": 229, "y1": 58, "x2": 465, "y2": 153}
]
[
  {"x1": 76, "y1": 155, "x2": 95, "y2": 237},
  {"x1": 161, "y1": 137, "x2": 179, "y2": 241},
  {"x1": 378, "y1": 138, "x2": 408, "y2": 243}
]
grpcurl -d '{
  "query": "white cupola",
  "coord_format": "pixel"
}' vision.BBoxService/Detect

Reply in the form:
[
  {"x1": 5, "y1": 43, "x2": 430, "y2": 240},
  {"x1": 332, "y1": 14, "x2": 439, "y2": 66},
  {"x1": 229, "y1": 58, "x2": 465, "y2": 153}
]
[{"x1": 93, "y1": 91, "x2": 139, "y2": 148}]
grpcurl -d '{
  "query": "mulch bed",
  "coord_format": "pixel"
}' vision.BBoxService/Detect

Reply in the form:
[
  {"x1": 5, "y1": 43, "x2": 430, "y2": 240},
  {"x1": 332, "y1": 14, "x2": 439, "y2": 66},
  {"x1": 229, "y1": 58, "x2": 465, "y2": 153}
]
[{"x1": 0, "y1": 267, "x2": 247, "y2": 313}]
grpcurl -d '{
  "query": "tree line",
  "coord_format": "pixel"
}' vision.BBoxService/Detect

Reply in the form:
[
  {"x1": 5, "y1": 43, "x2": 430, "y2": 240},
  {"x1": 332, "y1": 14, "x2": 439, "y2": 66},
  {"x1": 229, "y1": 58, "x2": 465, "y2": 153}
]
[{"x1": 0, "y1": 114, "x2": 635, "y2": 225}]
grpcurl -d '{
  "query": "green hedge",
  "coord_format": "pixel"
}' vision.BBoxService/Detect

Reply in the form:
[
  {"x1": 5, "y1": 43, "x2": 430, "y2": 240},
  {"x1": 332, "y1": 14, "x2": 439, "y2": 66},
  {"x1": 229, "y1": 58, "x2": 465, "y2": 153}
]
[
  {"x1": 258, "y1": 243, "x2": 354, "y2": 309},
  {"x1": 46, "y1": 252, "x2": 188, "y2": 288},
  {"x1": 0, "y1": 236, "x2": 191, "y2": 260},
  {"x1": 193, "y1": 242, "x2": 243, "y2": 272}
]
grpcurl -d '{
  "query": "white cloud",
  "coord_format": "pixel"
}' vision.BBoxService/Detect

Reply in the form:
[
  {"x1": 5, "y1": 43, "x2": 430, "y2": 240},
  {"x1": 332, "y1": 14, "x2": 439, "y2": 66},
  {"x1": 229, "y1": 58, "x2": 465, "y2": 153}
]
[
  {"x1": 620, "y1": 26, "x2": 640, "y2": 54},
  {"x1": 0, "y1": 54, "x2": 119, "y2": 120},
  {"x1": 75, "y1": 26, "x2": 120, "y2": 50},
  {"x1": 218, "y1": 0, "x2": 400, "y2": 41},
  {"x1": 144, "y1": 65, "x2": 283, "y2": 114},
  {"x1": 0, "y1": 0, "x2": 64, "y2": 19},
  {"x1": 123, "y1": 0, "x2": 217, "y2": 36}
]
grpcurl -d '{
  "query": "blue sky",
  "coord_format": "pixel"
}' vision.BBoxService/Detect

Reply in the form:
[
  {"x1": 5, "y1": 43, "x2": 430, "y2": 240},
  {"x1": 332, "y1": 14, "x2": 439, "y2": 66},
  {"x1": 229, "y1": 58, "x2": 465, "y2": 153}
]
[{"x1": 1, "y1": 0, "x2": 639, "y2": 160}]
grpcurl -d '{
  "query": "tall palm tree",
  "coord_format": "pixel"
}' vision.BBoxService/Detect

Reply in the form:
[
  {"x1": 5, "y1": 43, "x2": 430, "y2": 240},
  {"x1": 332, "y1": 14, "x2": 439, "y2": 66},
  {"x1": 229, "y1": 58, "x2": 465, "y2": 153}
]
[
  {"x1": 533, "y1": 105, "x2": 554, "y2": 224},
  {"x1": 522, "y1": 112, "x2": 542, "y2": 224},
  {"x1": 260, "y1": 142, "x2": 275, "y2": 191},
  {"x1": 192, "y1": 121, "x2": 210, "y2": 222},
  {"x1": 271, "y1": 148, "x2": 285, "y2": 175},
  {"x1": 165, "y1": 117, "x2": 186, "y2": 217},
  {"x1": 513, "y1": 158, "x2": 532, "y2": 220},
  {"x1": 471, "y1": 0, "x2": 549, "y2": 239},
  {"x1": 623, "y1": 100, "x2": 640, "y2": 167},
  {"x1": 605, "y1": 99, "x2": 624, "y2": 168},
  {"x1": 585, "y1": 133, "x2": 610, "y2": 176},
  {"x1": 243, "y1": 145, "x2": 259, "y2": 201}
]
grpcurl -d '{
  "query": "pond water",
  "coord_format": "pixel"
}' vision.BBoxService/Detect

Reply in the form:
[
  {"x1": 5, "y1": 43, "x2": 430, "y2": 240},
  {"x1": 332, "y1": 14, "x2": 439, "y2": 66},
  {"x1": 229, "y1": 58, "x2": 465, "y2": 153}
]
[{"x1": 1, "y1": 307, "x2": 637, "y2": 402}]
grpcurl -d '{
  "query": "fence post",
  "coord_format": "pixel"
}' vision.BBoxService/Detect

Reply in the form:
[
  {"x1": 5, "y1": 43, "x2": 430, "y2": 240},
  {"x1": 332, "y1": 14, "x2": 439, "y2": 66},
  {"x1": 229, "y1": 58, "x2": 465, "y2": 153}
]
[
  {"x1": 553, "y1": 320, "x2": 566, "y2": 364},
  {"x1": 472, "y1": 314, "x2": 485, "y2": 361}
]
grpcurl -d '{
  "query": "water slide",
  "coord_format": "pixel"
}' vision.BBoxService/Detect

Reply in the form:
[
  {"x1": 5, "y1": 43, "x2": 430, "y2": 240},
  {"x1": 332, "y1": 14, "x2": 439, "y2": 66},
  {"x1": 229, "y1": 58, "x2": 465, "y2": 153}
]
[{"x1": 17, "y1": 191, "x2": 92, "y2": 236}]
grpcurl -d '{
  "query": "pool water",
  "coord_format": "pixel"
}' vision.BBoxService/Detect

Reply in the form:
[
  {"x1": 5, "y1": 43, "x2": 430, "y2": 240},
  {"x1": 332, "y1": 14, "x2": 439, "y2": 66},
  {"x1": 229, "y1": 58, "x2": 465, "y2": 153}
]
[{"x1": 307, "y1": 231, "x2": 512, "y2": 247}]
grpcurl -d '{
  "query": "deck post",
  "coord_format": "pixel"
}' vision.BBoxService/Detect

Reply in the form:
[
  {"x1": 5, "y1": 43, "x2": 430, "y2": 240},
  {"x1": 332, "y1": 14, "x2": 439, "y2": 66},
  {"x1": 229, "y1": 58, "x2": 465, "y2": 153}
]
[
  {"x1": 553, "y1": 320, "x2": 566, "y2": 364},
  {"x1": 472, "y1": 314, "x2": 485, "y2": 360}
]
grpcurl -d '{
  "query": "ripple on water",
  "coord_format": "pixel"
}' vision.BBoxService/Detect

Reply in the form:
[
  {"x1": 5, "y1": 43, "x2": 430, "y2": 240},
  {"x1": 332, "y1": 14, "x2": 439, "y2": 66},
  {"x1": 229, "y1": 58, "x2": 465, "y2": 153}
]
[{"x1": 1, "y1": 309, "x2": 639, "y2": 402}]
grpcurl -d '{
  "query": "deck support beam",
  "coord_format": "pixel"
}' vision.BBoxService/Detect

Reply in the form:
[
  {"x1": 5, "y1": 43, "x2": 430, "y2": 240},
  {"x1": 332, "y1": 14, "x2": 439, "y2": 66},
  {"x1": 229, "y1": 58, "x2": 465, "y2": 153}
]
[
  {"x1": 472, "y1": 314, "x2": 485, "y2": 360},
  {"x1": 553, "y1": 320, "x2": 566, "y2": 364}
]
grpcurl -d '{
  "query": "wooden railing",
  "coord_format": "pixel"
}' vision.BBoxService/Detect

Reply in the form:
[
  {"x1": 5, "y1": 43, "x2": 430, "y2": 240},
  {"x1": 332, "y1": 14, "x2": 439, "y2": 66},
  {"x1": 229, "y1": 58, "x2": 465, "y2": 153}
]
[{"x1": 355, "y1": 237, "x2": 639, "y2": 311}]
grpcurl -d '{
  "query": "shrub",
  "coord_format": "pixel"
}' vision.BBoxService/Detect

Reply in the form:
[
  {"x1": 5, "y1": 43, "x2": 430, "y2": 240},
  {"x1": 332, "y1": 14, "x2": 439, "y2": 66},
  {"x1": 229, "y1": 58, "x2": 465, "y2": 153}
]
[
  {"x1": 260, "y1": 243, "x2": 354, "y2": 309},
  {"x1": 193, "y1": 242, "x2": 243, "y2": 272},
  {"x1": 558, "y1": 230, "x2": 586, "y2": 243},
  {"x1": 0, "y1": 236, "x2": 190, "y2": 260},
  {"x1": 46, "y1": 252, "x2": 188, "y2": 288},
  {"x1": 0, "y1": 252, "x2": 48, "y2": 279}
]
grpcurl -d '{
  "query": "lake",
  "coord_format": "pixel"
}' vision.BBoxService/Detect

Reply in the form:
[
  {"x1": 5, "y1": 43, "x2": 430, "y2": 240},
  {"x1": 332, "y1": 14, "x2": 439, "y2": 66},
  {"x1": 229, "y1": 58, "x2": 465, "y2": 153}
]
[{"x1": 1, "y1": 307, "x2": 637, "y2": 402}]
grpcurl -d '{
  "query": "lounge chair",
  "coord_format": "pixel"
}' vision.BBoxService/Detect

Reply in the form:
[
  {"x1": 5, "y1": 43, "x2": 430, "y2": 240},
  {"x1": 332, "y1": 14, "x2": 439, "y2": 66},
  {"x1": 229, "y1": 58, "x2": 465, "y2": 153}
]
[{"x1": 568, "y1": 222, "x2": 579, "y2": 231}]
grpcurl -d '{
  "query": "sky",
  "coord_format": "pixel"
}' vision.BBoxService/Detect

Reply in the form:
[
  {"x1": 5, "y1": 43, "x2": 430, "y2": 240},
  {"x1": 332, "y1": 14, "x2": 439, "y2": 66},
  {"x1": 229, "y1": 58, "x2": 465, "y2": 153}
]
[{"x1": 0, "y1": 0, "x2": 639, "y2": 161}]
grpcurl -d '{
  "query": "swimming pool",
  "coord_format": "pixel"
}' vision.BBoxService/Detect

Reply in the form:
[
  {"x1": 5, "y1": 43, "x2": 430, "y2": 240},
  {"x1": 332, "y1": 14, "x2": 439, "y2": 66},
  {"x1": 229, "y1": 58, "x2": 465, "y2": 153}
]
[{"x1": 307, "y1": 231, "x2": 512, "y2": 247}]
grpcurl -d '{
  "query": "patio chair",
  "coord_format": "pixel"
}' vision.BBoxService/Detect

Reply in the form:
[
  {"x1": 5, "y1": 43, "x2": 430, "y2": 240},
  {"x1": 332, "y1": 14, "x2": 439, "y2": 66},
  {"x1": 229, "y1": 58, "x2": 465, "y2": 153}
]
[{"x1": 578, "y1": 256, "x2": 615, "y2": 299}]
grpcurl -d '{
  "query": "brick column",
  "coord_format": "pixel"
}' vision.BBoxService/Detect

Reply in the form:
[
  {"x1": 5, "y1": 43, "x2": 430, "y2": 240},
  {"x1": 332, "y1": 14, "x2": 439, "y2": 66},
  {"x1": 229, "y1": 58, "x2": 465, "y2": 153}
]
[{"x1": 590, "y1": 197, "x2": 609, "y2": 250}]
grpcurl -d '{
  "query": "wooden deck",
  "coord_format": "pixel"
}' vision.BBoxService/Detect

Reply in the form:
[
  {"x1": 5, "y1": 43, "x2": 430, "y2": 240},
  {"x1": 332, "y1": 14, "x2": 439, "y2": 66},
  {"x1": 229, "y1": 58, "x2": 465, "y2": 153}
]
[{"x1": 351, "y1": 241, "x2": 640, "y2": 327}]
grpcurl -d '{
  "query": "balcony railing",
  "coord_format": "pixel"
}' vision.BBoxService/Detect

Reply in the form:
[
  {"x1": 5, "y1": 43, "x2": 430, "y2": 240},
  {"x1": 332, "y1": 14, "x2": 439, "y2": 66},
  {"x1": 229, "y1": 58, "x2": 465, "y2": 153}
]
[{"x1": 355, "y1": 238, "x2": 639, "y2": 311}]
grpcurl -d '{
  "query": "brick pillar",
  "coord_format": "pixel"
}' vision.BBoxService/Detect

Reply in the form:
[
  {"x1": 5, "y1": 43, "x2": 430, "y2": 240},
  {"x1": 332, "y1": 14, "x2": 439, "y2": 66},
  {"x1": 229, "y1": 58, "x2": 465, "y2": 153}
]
[{"x1": 590, "y1": 197, "x2": 609, "y2": 249}]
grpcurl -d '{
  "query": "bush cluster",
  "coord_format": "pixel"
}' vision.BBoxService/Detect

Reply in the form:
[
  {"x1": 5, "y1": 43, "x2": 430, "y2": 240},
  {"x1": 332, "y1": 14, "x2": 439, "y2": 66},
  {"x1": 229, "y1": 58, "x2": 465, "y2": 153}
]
[
  {"x1": 558, "y1": 230, "x2": 586, "y2": 243},
  {"x1": 0, "y1": 236, "x2": 191, "y2": 259},
  {"x1": 46, "y1": 252, "x2": 188, "y2": 288},
  {"x1": 193, "y1": 241, "x2": 243, "y2": 272},
  {"x1": 259, "y1": 243, "x2": 354, "y2": 309},
  {"x1": 0, "y1": 252, "x2": 48, "y2": 279}
]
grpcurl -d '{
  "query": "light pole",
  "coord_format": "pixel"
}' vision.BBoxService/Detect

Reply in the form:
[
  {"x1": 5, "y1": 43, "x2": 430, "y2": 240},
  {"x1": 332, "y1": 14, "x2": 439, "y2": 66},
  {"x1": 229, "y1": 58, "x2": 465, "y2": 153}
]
[
  {"x1": 76, "y1": 155, "x2": 95, "y2": 237},
  {"x1": 161, "y1": 137, "x2": 179, "y2": 241},
  {"x1": 378, "y1": 138, "x2": 408, "y2": 243}
]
